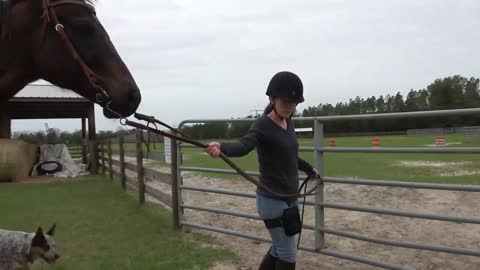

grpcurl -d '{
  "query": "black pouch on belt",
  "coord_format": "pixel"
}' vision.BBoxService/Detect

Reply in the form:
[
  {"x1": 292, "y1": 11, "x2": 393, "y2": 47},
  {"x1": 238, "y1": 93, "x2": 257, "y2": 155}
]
[
  {"x1": 263, "y1": 206, "x2": 302, "y2": 237},
  {"x1": 282, "y1": 205, "x2": 301, "y2": 236}
]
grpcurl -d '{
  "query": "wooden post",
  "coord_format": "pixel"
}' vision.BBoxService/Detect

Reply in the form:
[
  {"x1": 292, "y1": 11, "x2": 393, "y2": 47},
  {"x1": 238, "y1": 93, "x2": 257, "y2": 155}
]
[
  {"x1": 171, "y1": 137, "x2": 181, "y2": 229},
  {"x1": 87, "y1": 103, "x2": 98, "y2": 173},
  {"x1": 88, "y1": 141, "x2": 98, "y2": 174},
  {"x1": 101, "y1": 143, "x2": 106, "y2": 175},
  {"x1": 119, "y1": 136, "x2": 126, "y2": 191},
  {"x1": 0, "y1": 113, "x2": 11, "y2": 139},
  {"x1": 136, "y1": 130, "x2": 145, "y2": 204},
  {"x1": 108, "y1": 139, "x2": 113, "y2": 179},
  {"x1": 81, "y1": 118, "x2": 87, "y2": 164}
]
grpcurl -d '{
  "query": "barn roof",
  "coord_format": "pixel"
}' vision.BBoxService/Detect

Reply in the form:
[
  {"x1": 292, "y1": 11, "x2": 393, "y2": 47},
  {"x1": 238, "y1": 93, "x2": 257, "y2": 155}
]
[
  {"x1": 13, "y1": 84, "x2": 85, "y2": 99},
  {"x1": 6, "y1": 84, "x2": 92, "y2": 119}
]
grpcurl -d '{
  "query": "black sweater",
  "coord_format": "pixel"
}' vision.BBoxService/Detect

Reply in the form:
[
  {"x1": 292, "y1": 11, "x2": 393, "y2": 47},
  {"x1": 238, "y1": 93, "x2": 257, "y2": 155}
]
[{"x1": 220, "y1": 115, "x2": 313, "y2": 200}]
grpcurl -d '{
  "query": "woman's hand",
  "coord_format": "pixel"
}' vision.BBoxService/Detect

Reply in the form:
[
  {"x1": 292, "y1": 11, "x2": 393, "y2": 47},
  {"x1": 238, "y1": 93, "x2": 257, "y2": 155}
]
[
  {"x1": 205, "y1": 142, "x2": 221, "y2": 158},
  {"x1": 308, "y1": 168, "x2": 321, "y2": 180}
]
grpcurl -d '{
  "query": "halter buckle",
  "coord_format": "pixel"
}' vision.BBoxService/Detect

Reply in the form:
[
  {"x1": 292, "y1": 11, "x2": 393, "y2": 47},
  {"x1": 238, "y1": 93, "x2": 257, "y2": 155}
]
[{"x1": 54, "y1": 24, "x2": 64, "y2": 32}]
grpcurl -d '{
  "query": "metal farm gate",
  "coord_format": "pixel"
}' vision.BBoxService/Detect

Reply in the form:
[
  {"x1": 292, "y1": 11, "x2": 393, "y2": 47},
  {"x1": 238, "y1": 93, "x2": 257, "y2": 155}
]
[{"x1": 171, "y1": 108, "x2": 480, "y2": 270}]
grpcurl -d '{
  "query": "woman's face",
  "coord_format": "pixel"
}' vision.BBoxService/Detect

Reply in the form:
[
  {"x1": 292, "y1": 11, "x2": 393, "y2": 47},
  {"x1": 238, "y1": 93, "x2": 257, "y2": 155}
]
[{"x1": 273, "y1": 97, "x2": 297, "y2": 118}]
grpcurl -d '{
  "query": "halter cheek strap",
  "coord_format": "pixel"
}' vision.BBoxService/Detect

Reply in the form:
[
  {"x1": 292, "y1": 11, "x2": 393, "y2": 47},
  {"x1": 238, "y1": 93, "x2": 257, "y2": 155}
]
[{"x1": 38, "y1": 0, "x2": 111, "y2": 106}]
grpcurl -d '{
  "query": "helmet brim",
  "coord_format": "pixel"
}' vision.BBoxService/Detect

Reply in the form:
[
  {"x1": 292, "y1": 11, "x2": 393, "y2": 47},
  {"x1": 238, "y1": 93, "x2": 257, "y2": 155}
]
[{"x1": 280, "y1": 96, "x2": 305, "y2": 104}]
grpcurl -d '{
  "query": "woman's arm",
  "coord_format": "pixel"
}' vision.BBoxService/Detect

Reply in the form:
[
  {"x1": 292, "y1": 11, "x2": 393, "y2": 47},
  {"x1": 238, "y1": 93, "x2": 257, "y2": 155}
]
[
  {"x1": 205, "y1": 123, "x2": 261, "y2": 158},
  {"x1": 220, "y1": 128, "x2": 260, "y2": 157},
  {"x1": 298, "y1": 157, "x2": 321, "y2": 178},
  {"x1": 298, "y1": 157, "x2": 313, "y2": 173}
]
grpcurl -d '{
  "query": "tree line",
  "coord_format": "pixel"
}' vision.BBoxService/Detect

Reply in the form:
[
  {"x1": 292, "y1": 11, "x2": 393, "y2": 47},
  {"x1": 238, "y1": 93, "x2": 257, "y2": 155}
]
[
  {"x1": 13, "y1": 129, "x2": 134, "y2": 146},
  {"x1": 296, "y1": 75, "x2": 480, "y2": 133},
  {"x1": 183, "y1": 75, "x2": 480, "y2": 138},
  {"x1": 13, "y1": 75, "x2": 480, "y2": 142}
]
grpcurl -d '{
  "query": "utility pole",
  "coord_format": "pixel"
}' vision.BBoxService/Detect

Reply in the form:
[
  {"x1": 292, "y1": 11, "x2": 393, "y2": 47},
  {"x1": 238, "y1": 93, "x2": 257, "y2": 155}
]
[{"x1": 249, "y1": 109, "x2": 263, "y2": 117}]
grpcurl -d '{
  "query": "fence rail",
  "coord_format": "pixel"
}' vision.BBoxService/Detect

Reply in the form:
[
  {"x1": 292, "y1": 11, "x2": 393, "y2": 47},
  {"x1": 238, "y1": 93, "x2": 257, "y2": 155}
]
[
  {"x1": 175, "y1": 108, "x2": 480, "y2": 269},
  {"x1": 94, "y1": 108, "x2": 480, "y2": 270},
  {"x1": 97, "y1": 131, "x2": 173, "y2": 209}
]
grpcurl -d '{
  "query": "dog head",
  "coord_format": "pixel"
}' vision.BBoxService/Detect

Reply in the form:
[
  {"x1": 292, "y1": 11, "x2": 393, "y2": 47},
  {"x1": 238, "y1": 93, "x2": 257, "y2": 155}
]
[{"x1": 31, "y1": 224, "x2": 60, "y2": 264}]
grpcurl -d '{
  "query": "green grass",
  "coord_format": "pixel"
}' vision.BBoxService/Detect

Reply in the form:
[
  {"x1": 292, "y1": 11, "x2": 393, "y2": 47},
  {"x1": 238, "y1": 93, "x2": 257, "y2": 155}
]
[
  {"x1": 181, "y1": 134, "x2": 480, "y2": 185},
  {"x1": 298, "y1": 134, "x2": 479, "y2": 148},
  {"x1": 110, "y1": 143, "x2": 165, "y2": 153},
  {"x1": 0, "y1": 176, "x2": 235, "y2": 270},
  {"x1": 0, "y1": 152, "x2": 15, "y2": 181}
]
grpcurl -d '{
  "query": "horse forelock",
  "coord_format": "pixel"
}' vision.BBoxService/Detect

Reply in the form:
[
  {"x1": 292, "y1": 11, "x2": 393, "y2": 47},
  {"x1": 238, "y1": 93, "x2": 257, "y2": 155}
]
[
  {"x1": 0, "y1": 0, "x2": 24, "y2": 16},
  {"x1": 0, "y1": 0, "x2": 97, "y2": 17}
]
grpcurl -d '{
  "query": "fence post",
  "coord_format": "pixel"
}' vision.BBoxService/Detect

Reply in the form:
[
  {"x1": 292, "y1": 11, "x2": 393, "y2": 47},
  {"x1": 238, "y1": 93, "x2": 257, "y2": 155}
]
[
  {"x1": 171, "y1": 136, "x2": 182, "y2": 229},
  {"x1": 81, "y1": 140, "x2": 88, "y2": 165},
  {"x1": 81, "y1": 118, "x2": 88, "y2": 165},
  {"x1": 314, "y1": 119, "x2": 326, "y2": 250},
  {"x1": 101, "y1": 143, "x2": 106, "y2": 175},
  {"x1": 119, "y1": 136, "x2": 126, "y2": 191},
  {"x1": 88, "y1": 140, "x2": 98, "y2": 174},
  {"x1": 108, "y1": 139, "x2": 113, "y2": 180},
  {"x1": 136, "y1": 130, "x2": 145, "y2": 204}
]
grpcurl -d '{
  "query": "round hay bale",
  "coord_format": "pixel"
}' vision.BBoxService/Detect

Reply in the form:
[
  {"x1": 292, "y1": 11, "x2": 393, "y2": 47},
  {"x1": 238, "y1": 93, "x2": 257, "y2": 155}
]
[{"x1": 0, "y1": 139, "x2": 38, "y2": 182}]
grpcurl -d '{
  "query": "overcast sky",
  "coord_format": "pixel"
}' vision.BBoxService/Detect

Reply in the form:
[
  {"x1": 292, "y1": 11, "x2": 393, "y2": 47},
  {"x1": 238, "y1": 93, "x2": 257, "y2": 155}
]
[{"x1": 12, "y1": 0, "x2": 480, "y2": 133}]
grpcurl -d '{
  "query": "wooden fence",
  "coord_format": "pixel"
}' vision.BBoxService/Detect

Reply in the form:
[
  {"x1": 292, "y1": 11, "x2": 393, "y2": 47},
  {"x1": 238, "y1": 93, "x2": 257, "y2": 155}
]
[{"x1": 97, "y1": 130, "x2": 175, "y2": 210}]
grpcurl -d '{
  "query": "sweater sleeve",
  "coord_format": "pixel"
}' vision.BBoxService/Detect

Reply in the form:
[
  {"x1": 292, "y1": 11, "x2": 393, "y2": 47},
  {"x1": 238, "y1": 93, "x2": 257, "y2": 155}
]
[
  {"x1": 298, "y1": 157, "x2": 314, "y2": 174},
  {"x1": 220, "y1": 123, "x2": 261, "y2": 157}
]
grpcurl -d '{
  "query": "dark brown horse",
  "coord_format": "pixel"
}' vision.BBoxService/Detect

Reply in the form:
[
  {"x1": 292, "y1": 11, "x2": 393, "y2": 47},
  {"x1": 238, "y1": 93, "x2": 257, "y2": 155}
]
[{"x1": 0, "y1": 0, "x2": 141, "y2": 118}]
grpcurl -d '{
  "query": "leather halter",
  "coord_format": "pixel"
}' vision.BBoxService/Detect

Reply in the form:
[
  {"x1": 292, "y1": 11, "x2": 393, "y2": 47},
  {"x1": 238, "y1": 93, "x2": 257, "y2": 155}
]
[{"x1": 39, "y1": 0, "x2": 111, "y2": 106}]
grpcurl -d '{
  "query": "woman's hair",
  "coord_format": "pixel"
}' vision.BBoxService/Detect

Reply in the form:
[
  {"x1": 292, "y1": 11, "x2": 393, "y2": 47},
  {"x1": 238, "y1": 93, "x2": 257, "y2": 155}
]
[
  {"x1": 263, "y1": 102, "x2": 274, "y2": 115},
  {"x1": 263, "y1": 97, "x2": 298, "y2": 118},
  {"x1": 263, "y1": 97, "x2": 275, "y2": 115}
]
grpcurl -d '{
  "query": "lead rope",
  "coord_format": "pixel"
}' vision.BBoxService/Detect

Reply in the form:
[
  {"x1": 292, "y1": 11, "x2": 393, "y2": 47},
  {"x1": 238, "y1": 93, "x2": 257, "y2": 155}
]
[
  {"x1": 297, "y1": 176, "x2": 311, "y2": 248},
  {"x1": 122, "y1": 113, "x2": 323, "y2": 200}
]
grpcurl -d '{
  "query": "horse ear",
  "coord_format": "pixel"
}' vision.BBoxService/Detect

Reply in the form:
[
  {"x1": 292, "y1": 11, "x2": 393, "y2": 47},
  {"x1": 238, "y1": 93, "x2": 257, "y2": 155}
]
[{"x1": 46, "y1": 224, "x2": 56, "y2": 236}]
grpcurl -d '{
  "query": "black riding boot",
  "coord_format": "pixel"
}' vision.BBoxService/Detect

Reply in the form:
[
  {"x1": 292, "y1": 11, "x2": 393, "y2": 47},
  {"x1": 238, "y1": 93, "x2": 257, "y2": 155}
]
[
  {"x1": 258, "y1": 248, "x2": 277, "y2": 270},
  {"x1": 276, "y1": 259, "x2": 296, "y2": 270}
]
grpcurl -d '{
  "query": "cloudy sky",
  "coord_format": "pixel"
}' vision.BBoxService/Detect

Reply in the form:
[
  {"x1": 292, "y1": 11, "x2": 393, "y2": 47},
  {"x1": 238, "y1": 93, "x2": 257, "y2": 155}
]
[{"x1": 12, "y1": 0, "x2": 480, "y2": 132}]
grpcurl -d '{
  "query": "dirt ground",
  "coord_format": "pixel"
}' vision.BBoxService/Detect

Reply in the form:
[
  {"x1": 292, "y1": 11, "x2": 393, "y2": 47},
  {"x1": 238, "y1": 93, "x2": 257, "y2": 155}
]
[
  {"x1": 144, "y1": 166, "x2": 480, "y2": 270},
  {"x1": 15, "y1": 159, "x2": 479, "y2": 269}
]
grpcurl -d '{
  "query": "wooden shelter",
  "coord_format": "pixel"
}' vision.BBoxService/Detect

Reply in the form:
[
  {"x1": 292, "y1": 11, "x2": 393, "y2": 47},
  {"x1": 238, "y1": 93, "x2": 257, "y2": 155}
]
[{"x1": 0, "y1": 84, "x2": 98, "y2": 172}]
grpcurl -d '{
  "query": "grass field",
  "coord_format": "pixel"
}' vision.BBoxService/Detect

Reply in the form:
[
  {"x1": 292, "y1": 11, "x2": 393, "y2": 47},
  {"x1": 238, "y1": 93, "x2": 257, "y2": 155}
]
[
  {"x1": 108, "y1": 143, "x2": 165, "y2": 153},
  {"x1": 178, "y1": 134, "x2": 480, "y2": 185},
  {"x1": 99, "y1": 134, "x2": 480, "y2": 185},
  {"x1": 0, "y1": 176, "x2": 235, "y2": 270}
]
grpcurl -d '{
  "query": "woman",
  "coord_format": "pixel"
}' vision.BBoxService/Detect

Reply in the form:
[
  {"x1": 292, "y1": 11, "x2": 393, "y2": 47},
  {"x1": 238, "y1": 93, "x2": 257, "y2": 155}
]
[{"x1": 205, "y1": 71, "x2": 320, "y2": 270}]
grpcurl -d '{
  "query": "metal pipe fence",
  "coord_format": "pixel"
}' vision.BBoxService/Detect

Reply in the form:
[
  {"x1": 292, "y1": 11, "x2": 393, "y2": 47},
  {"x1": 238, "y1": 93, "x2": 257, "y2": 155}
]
[{"x1": 173, "y1": 108, "x2": 480, "y2": 269}]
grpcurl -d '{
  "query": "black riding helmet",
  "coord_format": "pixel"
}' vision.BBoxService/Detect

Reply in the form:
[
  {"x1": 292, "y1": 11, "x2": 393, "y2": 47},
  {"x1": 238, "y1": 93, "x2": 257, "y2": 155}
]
[{"x1": 266, "y1": 71, "x2": 305, "y2": 103}]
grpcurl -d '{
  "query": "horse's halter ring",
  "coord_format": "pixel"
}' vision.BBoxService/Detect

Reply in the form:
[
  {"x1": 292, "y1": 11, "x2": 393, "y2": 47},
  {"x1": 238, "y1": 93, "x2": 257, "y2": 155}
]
[{"x1": 39, "y1": 0, "x2": 122, "y2": 118}]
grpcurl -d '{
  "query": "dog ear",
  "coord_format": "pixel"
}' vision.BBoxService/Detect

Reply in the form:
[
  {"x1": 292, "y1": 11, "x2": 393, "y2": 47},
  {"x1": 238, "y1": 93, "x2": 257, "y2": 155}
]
[
  {"x1": 35, "y1": 227, "x2": 44, "y2": 236},
  {"x1": 46, "y1": 224, "x2": 56, "y2": 236},
  {"x1": 32, "y1": 227, "x2": 46, "y2": 247}
]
